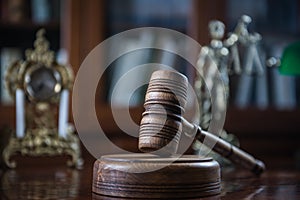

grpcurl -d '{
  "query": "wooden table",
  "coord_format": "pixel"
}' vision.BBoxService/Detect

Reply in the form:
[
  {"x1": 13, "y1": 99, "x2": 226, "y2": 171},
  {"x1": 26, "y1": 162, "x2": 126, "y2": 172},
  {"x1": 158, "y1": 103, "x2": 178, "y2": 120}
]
[{"x1": 1, "y1": 154, "x2": 299, "y2": 200}]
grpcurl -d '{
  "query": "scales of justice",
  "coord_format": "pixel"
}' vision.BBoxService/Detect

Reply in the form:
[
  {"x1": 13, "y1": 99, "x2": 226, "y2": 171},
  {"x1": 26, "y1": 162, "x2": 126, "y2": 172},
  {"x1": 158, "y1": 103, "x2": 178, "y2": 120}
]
[{"x1": 2, "y1": 29, "x2": 83, "y2": 169}]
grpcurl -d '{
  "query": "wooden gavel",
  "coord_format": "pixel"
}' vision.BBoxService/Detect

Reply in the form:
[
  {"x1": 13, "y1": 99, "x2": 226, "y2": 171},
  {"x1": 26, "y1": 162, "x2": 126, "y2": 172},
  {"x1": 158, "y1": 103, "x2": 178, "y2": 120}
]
[{"x1": 138, "y1": 70, "x2": 265, "y2": 175}]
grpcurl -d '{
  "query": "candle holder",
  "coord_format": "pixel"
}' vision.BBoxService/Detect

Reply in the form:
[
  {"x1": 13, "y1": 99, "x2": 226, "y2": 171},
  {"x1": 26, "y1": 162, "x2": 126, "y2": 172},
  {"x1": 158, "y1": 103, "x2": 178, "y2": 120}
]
[{"x1": 2, "y1": 29, "x2": 83, "y2": 169}]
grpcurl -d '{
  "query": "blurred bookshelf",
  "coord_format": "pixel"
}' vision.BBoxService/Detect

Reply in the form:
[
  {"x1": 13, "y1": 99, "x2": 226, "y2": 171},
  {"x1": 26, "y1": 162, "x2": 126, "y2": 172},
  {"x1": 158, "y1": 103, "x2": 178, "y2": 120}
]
[
  {"x1": 0, "y1": 0, "x2": 300, "y2": 167},
  {"x1": 0, "y1": 0, "x2": 60, "y2": 49},
  {"x1": 104, "y1": 0, "x2": 193, "y2": 106}
]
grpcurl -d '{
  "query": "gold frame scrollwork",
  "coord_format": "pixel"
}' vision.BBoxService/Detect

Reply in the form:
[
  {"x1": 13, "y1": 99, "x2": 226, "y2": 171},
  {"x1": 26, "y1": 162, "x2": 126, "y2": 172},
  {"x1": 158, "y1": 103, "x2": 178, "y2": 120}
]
[{"x1": 2, "y1": 29, "x2": 83, "y2": 169}]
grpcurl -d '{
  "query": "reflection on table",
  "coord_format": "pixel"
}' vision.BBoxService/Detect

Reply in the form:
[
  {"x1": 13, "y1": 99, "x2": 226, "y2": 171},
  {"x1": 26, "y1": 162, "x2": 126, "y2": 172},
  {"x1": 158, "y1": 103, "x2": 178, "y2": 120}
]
[{"x1": 0, "y1": 154, "x2": 300, "y2": 200}]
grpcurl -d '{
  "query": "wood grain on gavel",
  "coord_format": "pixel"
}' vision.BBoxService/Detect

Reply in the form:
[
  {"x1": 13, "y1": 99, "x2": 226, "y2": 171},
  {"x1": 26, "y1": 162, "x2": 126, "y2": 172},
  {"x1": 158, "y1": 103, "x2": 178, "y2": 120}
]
[
  {"x1": 139, "y1": 70, "x2": 265, "y2": 175},
  {"x1": 93, "y1": 154, "x2": 221, "y2": 198}
]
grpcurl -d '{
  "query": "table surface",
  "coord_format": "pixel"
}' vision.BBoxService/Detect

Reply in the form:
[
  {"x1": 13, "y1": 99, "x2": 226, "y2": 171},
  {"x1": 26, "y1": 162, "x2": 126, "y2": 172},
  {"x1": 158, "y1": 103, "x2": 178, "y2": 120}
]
[{"x1": 1, "y1": 154, "x2": 299, "y2": 200}]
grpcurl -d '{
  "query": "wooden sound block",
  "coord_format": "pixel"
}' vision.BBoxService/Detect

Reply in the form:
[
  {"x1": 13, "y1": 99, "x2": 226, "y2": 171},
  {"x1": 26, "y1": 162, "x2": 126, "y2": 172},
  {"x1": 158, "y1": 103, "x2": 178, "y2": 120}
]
[{"x1": 92, "y1": 154, "x2": 221, "y2": 199}]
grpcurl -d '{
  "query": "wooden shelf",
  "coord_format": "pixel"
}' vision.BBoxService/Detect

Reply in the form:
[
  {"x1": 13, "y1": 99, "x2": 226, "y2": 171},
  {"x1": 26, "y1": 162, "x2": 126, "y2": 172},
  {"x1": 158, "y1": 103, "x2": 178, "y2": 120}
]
[
  {"x1": 92, "y1": 105, "x2": 300, "y2": 168},
  {"x1": 0, "y1": 21, "x2": 59, "y2": 31},
  {"x1": 0, "y1": 21, "x2": 60, "y2": 49},
  {"x1": 225, "y1": 107, "x2": 300, "y2": 135},
  {"x1": 95, "y1": 104, "x2": 143, "y2": 136},
  {"x1": 0, "y1": 105, "x2": 15, "y2": 127},
  {"x1": 92, "y1": 105, "x2": 300, "y2": 136}
]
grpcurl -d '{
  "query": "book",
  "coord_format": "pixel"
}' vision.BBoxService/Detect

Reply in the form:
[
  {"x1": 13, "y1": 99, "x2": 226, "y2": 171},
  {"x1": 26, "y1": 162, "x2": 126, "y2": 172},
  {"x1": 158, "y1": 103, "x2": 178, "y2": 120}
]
[
  {"x1": 108, "y1": 31, "x2": 184, "y2": 107},
  {"x1": 1, "y1": 0, "x2": 30, "y2": 23},
  {"x1": 31, "y1": 0, "x2": 51, "y2": 23},
  {"x1": 108, "y1": 31, "x2": 155, "y2": 107},
  {"x1": 234, "y1": 72, "x2": 254, "y2": 108},
  {"x1": 1, "y1": 48, "x2": 22, "y2": 105},
  {"x1": 269, "y1": 43, "x2": 297, "y2": 110},
  {"x1": 31, "y1": 0, "x2": 60, "y2": 24},
  {"x1": 254, "y1": 50, "x2": 269, "y2": 109},
  {"x1": 271, "y1": 68, "x2": 297, "y2": 110}
]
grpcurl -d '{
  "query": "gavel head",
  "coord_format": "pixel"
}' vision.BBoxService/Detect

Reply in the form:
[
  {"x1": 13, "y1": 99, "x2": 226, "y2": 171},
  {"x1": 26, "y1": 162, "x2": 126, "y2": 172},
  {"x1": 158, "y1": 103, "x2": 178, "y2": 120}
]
[{"x1": 138, "y1": 70, "x2": 188, "y2": 156}]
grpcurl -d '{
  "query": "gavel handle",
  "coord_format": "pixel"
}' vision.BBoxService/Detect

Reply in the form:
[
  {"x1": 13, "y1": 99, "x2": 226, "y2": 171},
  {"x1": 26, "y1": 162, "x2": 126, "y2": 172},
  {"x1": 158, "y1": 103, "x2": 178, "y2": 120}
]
[{"x1": 182, "y1": 118, "x2": 265, "y2": 175}]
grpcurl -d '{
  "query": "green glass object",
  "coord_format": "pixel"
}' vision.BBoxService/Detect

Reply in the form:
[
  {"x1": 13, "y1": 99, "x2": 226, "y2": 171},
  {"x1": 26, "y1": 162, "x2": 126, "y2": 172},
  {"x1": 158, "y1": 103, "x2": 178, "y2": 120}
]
[{"x1": 279, "y1": 41, "x2": 300, "y2": 75}]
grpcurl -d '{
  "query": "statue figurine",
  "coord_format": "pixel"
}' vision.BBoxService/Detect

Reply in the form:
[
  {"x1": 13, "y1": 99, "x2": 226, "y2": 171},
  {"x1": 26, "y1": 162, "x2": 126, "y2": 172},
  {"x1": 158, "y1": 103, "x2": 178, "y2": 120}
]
[{"x1": 194, "y1": 15, "x2": 265, "y2": 166}]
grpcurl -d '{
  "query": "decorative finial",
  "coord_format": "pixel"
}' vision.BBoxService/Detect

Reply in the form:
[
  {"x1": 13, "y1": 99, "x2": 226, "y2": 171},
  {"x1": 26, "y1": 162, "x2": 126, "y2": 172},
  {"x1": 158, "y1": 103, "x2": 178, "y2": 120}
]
[{"x1": 25, "y1": 28, "x2": 55, "y2": 67}]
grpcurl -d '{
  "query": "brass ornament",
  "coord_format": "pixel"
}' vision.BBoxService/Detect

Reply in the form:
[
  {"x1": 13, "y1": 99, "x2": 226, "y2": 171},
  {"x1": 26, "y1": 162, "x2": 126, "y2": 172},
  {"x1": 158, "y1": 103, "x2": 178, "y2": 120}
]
[{"x1": 3, "y1": 29, "x2": 83, "y2": 169}]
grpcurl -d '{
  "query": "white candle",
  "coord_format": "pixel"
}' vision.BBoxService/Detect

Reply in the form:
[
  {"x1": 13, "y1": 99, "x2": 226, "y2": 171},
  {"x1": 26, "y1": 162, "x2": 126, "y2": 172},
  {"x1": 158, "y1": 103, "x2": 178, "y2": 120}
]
[
  {"x1": 58, "y1": 89, "x2": 69, "y2": 138},
  {"x1": 16, "y1": 89, "x2": 25, "y2": 138}
]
